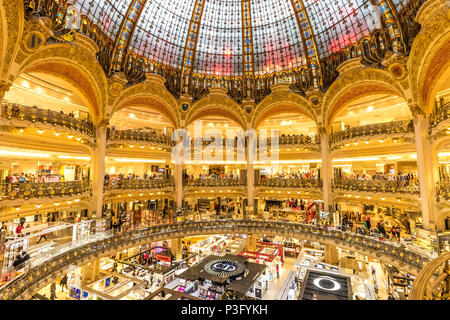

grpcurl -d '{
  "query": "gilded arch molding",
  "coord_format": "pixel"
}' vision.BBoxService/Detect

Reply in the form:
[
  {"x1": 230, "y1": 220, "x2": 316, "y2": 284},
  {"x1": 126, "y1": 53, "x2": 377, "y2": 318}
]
[
  {"x1": 252, "y1": 91, "x2": 317, "y2": 129},
  {"x1": 322, "y1": 67, "x2": 407, "y2": 132},
  {"x1": 185, "y1": 95, "x2": 247, "y2": 130},
  {"x1": 110, "y1": 81, "x2": 181, "y2": 129},
  {"x1": 0, "y1": 0, "x2": 24, "y2": 80},
  {"x1": 15, "y1": 43, "x2": 108, "y2": 120},
  {"x1": 408, "y1": 0, "x2": 450, "y2": 115}
]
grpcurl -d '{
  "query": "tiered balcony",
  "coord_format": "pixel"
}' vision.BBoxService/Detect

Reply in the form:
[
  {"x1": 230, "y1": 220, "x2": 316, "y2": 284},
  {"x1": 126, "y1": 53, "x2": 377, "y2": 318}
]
[
  {"x1": 329, "y1": 120, "x2": 414, "y2": 146},
  {"x1": 107, "y1": 129, "x2": 174, "y2": 148},
  {"x1": 104, "y1": 179, "x2": 175, "y2": 192},
  {"x1": 333, "y1": 179, "x2": 420, "y2": 194},
  {"x1": 0, "y1": 181, "x2": 91, "y2": 202},
  {"x1": 1, "y1": 103, "x2": 95, "y2": 137},
  {"x1": 257, "y1": 178, "x2": 322, "y2": 189}
]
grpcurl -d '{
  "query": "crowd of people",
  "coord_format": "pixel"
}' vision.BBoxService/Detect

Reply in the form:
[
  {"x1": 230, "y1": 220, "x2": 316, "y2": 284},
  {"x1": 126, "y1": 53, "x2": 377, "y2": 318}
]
[
  {"x1": 260, "y1": 170, "x2": 318, "y2": 180},
  {"x1": 338, "y1": 171, "x2": 418, "y2": 182},
  {"x1": 339, "y1": 211, "x2": 404, "y2": 241},
  {"x1": 104, "y1": 173, "x2": 170, "y2": 185},
  {"x1": 184, "y1": 173, "x2": 241, "y2": 180}
]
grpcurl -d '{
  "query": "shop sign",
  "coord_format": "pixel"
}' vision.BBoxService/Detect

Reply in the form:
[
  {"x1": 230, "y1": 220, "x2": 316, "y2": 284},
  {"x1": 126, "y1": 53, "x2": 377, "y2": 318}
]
[{"x1": 156, "y1": 254, "x2": 171, "y2": 263}]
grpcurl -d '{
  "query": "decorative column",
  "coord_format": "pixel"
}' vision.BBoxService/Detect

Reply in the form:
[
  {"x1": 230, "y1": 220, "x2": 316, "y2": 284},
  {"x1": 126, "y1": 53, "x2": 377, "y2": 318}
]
[
  {"x1": 247, "y1": 133, "x2": 255, "y2": 213},
  {"x1": 413, "y1": 111, "x2": 438, "y2": 231},
  {"x1": 246, "y1": 234, "x2": 257, "y2": 252},
  {"x1": 324, "y1": 244, "x2": 339, "y2": 265},
  {"x1": 0, "y1": 83, "x2": 11, "y2": 117},
  {"x1": 174, "y1": 161, "x2": 183, "y2": 209},
  {"x1": 171, "y1": 237, "x2": 183, "y2": 261},
  {"x1": 320, "y1": 128, "x2": 333, "y2": 213},
  {"x1": 92, "y1": 120, "x2": 108, "y2": 218},
  {"x1": 81, "y1": 258, "x2": 100, "y2": 283}
]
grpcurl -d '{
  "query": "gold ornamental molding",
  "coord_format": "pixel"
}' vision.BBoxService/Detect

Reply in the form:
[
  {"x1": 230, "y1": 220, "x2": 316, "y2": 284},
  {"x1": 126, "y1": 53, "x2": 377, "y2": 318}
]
[
  {"x1": 14, "y1": 42, "x2": 109, "y2": 119},
  {"x1": 322, "y1": 66, "x2": 408, "y2": 132},
  {"x1": 1, "y1": 0, "x2": 24, "y2": 77},
  {"x1": 408, "y1": 0, "x2": 450, "y2": 114},
  {"x1": 109, "y1": 79, "x2": 181, "y2": 129},
  {"x1": 252, "y1": 90, "x2": 317, "y2": 129},
  {"x1": 186, "y1": 94, "x2": 247, "y2": 130}
]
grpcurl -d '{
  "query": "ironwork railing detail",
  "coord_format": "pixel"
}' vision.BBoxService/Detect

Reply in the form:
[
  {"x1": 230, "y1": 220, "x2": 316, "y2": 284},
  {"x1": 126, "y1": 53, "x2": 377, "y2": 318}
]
[
  {"x1": 330, "y1": 120, "x2": 414, "y2": 145},
  {"x1": 1, "y1": 103, "x2": 94, "y2": 137},
  {"x1": 184, "y1": 179, "x2": 246, "y2": 188},
  {"x1": 104, "y1": 179, "x2": 174, "y2": 192},
  {"x1": 0, "y1": 181, "x2": 91, "y2": 201},
  {"x1": 107, "y1": 129, "x2": 174, "y2": 147},
  {"x1": 333, "y1": 179, "x2": 420, "y2": 194},
  {"x1": 256, "y1": 178, "x2": 322, "y2": 189}
]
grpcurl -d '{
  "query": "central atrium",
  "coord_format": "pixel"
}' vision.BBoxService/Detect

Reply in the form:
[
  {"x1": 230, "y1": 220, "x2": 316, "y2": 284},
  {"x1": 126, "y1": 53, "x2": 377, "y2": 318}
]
[{"x1": 0, "y1": 0, "x2": 449, "y2": 304}]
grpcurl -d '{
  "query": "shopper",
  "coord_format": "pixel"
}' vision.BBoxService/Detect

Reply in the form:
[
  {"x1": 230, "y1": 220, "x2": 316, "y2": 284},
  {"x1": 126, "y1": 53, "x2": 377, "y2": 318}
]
[
  {"x1": 59, "y1": 274, "x2": 68, "y2": 292},
  {"x1": 50, "y1": 282, "x2": 57, "y2": 300},
  {"x1": 37, "y1": 233, "x2": 48, "y2": 244}
]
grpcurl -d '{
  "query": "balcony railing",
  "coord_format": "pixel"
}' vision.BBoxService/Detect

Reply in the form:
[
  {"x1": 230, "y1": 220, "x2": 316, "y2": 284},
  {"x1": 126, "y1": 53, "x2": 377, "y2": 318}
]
[
  {"x1": 184, "y1": 178, "x2": 246, "y2": 188},
  {"x1": 1, "y1": 103, "x2": 95, "y2": 137},
  {"x1": 437, "y1": 182, "x2": 450, "y2": 201},
  {"x1": 333, "y1": 179, "x2": 420, "y2": 194},
  {"x1": 107, "y1": 129, "x2": 174, "y2": 147},
  {"x1": 257, "y1": 178, "x2": 322, "y2": 189},
  {"x1": 329, "y1": 120, "x2": 414, "y2": 145},
  {"x1": 0, "y1": 218, "x2": 430, "y2": 300},
  {"x1": 104, "y1": 179, "x2": 174, "y2": 191},
  {"x1": 0, "y1": 181, "x2": 91, "y2": 201},
  {"x1": 430, "y1": 102, "x2": 450, "y2": 128}
]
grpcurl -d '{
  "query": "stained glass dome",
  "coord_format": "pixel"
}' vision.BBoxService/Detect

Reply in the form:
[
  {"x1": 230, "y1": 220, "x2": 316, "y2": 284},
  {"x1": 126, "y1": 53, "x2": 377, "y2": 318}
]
[{"x1": 73, "y1": 0, "x2": 407, "y2": 78}]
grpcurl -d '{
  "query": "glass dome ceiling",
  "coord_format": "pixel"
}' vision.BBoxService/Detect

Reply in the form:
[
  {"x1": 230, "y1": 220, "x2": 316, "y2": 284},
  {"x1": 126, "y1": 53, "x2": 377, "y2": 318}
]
[{"x1": 74, "y1": 0, "x2": 404, "y2": 77}]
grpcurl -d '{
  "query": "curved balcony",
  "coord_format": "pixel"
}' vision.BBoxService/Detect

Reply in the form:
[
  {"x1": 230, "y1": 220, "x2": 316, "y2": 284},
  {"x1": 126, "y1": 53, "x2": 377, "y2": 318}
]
[
  {"x1": 257, "y1": 178, "x2": 322, "y2": 189},
  {"x1": 107, "y1": 129, "x2": 174, "y2": 148},
  {"x1": 0, "y1": 181, "x2": 91, "y2": 202},
  {"x1": 0, "y1": 219, "x2": 430, "y2": 300},
  {"x1": 1, "y1": 103, "x2": 94, "y2": 137},
  {"x1": 430, "y1": 102, "x2": 450, "y2": 129},
  {"x1": 104, "y1": 179, "x2": 174, "y2": 192},
  {"x1": 333, "y1": 179, "x2": 420, "y2": 194},
  {"x1": 184, "y1": 178, "x2": 246, "y2": 188},
  {"x1": 329, "y1": 120, "x2": 414, "y2": 146}
]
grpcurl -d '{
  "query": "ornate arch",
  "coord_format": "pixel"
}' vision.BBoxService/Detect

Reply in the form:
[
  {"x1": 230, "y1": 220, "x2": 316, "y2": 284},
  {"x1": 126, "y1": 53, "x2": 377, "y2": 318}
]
[
  {"x1": 322, "y1": 65, "x2": 407, "y2": 132},
  {"x1": 110, "y1": 80, "x2": 181, "y2": 129},
  {"x1": 185, "y1": 94, "x2": 247, "y2": 130},
  {"x1": 0, "y1": 0, "x2": 24, "y2": 80},
  {"x1": 252, "y1": 91, "x2": 317, "y2": 129},
  {"x1": 408, "y1": 0, "x2": 450, "y2": 114},
  {"x1": 14, "y1": 42, "x2": 108, "y2": 120}
]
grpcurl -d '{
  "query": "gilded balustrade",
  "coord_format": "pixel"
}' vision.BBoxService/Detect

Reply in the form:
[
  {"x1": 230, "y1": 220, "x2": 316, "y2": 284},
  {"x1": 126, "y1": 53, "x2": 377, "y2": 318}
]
[
  {"x1": 431, "y1": 103, "x2": 450, "y2": 129},
  {"x1": 107, "y1": 129, "x2": 174, "y2": 147},
  {"x1": 0, "y1": 218, "x2": 429, "y2": 300},
  {"x1": 1, "y1": 103, "x2": 95, "y2": 137},
  {"x1": 184, "y1": 179, "x2": 246, "y2": 188},
  {"x1": 329, "y1": 120, "x2": 414, "y2": 145},
  {"x1": 256, "y1": 178, "x2": 322, "y2": 189},
  {"x1": 437, "y1": 182, "x2": 450, "y2": 201},
  {"x1": 104, "y1": 179, "x2": 174, "y2": 191},
  {"x1": 0, "y1": 181, "x2": 91, "y2": 201},
  {"x1": 333, "y1": 179, "x2": 420, "y2": 194}
]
